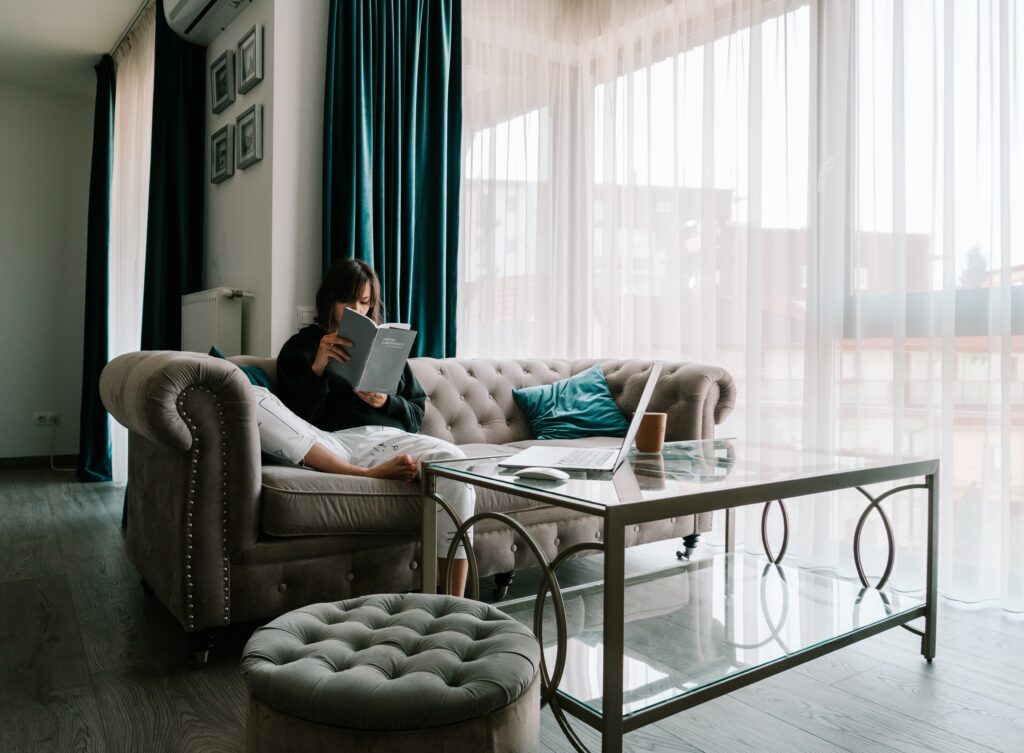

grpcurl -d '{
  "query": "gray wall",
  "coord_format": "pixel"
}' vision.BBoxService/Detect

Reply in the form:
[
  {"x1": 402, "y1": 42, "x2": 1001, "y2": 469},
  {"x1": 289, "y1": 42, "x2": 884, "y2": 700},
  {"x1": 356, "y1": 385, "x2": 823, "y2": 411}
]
[
  {"x1": 0, "y1": 0, "x2": 330, "y2": 459},
  {"x1": 0, "y1": 81, "x2": 93, "y2": 459},
  {"x1": 204, "y1": 0, "x2": 327, "y2": 357}
]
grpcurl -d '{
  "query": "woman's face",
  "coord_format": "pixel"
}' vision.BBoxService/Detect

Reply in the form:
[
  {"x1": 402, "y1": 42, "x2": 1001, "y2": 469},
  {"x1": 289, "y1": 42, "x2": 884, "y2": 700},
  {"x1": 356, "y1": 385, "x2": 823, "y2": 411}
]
[{"x1": 330, "y1": 282, "x2": 372, "y2": 328}]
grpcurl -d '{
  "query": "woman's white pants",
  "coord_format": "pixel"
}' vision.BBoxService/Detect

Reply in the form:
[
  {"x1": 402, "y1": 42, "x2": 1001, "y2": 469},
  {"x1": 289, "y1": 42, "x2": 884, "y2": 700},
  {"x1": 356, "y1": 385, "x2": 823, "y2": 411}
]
[{"x1": 252, "y1": 387, "x2": 474, "y2": 558}]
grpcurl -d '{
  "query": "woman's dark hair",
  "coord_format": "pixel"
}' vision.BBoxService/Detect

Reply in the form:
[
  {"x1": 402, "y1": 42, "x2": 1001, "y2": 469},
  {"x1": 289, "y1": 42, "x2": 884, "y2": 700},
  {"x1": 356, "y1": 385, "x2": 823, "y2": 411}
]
[{"x1": 315, "y1": 258, "x2": 383, "y2": 328}]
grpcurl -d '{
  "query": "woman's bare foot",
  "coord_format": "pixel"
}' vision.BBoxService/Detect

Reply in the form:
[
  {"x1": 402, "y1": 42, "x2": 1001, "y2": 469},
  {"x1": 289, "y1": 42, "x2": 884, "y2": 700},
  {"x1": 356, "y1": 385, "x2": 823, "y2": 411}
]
[{"x1": 366, "y1": 454, "x2": 418, "y2": 482}]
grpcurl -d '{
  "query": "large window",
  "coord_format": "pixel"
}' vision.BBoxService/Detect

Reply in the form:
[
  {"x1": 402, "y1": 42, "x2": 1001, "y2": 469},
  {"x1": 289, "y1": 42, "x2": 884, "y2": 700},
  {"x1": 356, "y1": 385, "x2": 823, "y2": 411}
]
[
  {"x1": 460, "y1": 1, "x2": 812, "y2": 373},
  {"x1": 854, "y1": 0, "x2": 1023, "y2": 295},
  {"x1": 459, "y1": 0, "x2": 1023, "y2": 609}
]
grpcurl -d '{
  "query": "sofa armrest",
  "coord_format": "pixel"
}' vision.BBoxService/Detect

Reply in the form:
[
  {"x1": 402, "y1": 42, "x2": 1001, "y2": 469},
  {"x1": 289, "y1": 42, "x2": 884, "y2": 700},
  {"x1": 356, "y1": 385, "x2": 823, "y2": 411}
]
[
  {"x1": 100, "y1": 351, "x2": 252, "y2": 450},
  {"x1": 654, "y1": 363, "x2": 737, "y2": 441},
  {"x1": 100, "y1": 351, "x2": 263, "y2": 631}
]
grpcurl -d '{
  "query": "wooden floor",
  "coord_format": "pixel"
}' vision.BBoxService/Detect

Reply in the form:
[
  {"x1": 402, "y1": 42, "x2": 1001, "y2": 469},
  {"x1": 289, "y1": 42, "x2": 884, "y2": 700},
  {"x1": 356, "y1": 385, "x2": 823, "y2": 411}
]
[{"x1": 3, "y1": 467, "x2": 1023, "y2": 753}]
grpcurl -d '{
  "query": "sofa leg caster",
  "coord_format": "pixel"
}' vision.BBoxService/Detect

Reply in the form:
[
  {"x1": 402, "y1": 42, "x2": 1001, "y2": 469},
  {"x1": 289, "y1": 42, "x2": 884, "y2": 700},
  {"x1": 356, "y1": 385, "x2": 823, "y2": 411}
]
[
  {"x1": 187, "y1": 630, "x2": 216, "y2": 668},
  {"x1": 676, "y1": 533, "x2": 701, "y2": 560},
  {"x1": 492, "y1": 571, "x2": 515, "y2": 601}
]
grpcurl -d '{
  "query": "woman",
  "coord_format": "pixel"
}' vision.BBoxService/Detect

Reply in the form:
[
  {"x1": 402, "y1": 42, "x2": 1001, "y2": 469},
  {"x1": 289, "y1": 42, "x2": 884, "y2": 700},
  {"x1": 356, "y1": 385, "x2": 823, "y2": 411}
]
[{"x1": 259, "y1": 257, "x2": 473, "y2": 596}]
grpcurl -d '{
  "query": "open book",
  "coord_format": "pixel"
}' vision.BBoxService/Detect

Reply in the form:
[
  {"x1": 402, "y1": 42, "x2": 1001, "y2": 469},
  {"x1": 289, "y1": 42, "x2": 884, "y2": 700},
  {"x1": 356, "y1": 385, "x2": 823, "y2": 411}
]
[{"x1": 326, "y1": 309, "x2": 418, "y2": 394}]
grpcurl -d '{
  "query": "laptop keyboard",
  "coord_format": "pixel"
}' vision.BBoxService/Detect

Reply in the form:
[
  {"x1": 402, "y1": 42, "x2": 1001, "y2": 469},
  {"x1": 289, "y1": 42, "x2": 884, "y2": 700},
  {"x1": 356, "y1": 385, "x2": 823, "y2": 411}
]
[{"x1": 558, "y1": 448, "x2": 614, "y2": 466}]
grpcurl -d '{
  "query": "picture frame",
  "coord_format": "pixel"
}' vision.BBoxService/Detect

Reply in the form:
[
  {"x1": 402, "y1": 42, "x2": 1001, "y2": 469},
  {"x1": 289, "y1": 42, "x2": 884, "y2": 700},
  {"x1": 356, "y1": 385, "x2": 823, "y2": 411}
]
[
  {"x1": 210, "y1": 124, "x2": 234, "y2": 183},
  {"x1": 210, "y1": 49, "x2": 235, "y2": 114},
  {"x1": 237, "y1": 23, "x2": 263, "y2": 94},
  {"x1": 236, "y1": 104, "x2": 263, "y2": 170}
]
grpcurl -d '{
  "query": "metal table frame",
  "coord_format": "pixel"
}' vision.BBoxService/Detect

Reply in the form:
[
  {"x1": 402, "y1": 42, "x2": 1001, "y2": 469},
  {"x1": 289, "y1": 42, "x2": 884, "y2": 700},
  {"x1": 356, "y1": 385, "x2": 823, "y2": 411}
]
[{"x1": 421, "y1": 451, "x2": 940, "y2": 753}]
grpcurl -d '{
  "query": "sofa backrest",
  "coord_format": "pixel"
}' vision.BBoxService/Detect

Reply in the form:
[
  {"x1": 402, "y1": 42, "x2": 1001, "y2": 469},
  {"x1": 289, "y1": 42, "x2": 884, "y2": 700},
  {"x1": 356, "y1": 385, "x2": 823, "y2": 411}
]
[
  {"x1": 412, "y1": 358, "x2": 650, "y2": 445},
  {"x1": 233, "y1": 355, "x2": 277, "y2": 385},
  {"x1": 230, "y1": 355, "x2": 735, "y2": 445}
]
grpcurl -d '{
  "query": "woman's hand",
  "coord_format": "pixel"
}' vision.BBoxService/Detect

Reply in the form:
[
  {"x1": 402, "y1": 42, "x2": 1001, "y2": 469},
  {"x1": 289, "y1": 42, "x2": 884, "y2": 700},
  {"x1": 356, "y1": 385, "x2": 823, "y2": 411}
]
[
  {"x1": 356, "y1": 391, "x2": 388, "y2": 409},
  {"x1": 365, "y1": 454, "x2": 418, "y2": 482},
  {"x1": 311, "y1": 333, "x2": 354, "y2": 377}
]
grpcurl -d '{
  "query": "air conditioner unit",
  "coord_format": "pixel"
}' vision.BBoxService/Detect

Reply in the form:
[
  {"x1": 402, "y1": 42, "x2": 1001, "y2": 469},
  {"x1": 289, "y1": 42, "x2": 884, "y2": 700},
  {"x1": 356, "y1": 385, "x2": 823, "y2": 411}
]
[{"x1": 163, "y1": 0, "x2": 250, "y2": 46}]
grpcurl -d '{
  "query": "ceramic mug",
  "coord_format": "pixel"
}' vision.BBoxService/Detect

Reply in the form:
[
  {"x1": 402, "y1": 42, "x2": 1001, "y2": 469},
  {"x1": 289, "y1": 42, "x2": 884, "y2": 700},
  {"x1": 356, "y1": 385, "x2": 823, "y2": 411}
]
[{"x1": 635, "y1": 412, "x2": 667, "y2": 453}]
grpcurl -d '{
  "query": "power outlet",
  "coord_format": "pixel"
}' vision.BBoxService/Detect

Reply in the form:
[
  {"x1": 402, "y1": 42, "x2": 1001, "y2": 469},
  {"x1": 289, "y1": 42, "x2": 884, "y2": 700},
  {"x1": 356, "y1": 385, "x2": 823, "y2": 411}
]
[
  {"x1": 296, "y1": 306, "x2": 317, "y2": 327},
  {"x1": 33, "y1": 411, "x2": 60, "y2": 426}
]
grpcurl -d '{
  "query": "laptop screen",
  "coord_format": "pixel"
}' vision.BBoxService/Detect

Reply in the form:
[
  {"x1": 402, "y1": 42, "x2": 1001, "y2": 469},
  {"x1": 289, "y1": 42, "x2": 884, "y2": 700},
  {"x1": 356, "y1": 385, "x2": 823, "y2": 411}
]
[{"x1": 612, "y1": 362, "x2": 663, "y2": 468}]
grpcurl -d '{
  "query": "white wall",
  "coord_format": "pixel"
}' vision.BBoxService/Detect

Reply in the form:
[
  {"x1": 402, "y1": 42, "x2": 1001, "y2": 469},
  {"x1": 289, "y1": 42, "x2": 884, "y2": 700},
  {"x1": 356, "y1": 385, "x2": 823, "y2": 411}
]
[
  {"x1": 0, "y1": 81, "x2": 93, "y2": 459},
  {"x1": 204, "y1": 0, "x2": 275, "y2": 356},
  {"x1": 204, "y1": 0, "x2": 327, "y2": 357},
  {"x1": 269, "y1": 0, "x2": 328, "y2": 354},
  {"x1": 0, "y1": 1, "x2": 329, "y2": 458}
]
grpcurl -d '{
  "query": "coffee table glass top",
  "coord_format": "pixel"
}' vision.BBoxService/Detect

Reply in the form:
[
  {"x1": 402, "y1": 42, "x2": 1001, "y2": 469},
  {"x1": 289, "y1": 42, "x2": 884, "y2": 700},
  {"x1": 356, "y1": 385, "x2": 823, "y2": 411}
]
[
  {"x1": 427, "y1": 439, "x2": 933, "y2": 509},
  {"x1": 500, "y1": 552, "x2": 925, "y2": 717}
]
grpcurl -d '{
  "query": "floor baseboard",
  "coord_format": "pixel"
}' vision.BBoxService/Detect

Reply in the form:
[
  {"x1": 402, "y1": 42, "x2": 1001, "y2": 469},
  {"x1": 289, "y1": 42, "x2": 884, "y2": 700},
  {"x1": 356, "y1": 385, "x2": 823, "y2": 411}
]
[{"x1": 0, "y1": 454, "x2": 78, "y2": 470}]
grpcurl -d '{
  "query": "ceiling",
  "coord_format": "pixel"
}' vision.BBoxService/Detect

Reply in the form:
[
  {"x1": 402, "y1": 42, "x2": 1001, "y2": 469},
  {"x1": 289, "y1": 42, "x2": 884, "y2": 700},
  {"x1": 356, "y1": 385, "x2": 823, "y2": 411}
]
[{"x1": 0, "y1": 0, "x2": 144, "y2": 96}]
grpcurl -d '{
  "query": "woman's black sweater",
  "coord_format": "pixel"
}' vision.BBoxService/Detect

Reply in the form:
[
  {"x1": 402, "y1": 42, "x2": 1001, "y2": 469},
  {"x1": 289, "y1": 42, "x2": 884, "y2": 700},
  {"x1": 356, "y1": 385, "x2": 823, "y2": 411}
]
[{"x1": 276, "y1": 325, "x2": 425, "y2": 433}]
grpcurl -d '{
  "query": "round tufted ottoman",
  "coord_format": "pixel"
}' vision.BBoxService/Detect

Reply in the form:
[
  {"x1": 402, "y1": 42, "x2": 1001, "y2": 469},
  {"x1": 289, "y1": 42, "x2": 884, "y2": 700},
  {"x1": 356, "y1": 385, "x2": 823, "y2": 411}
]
[{"x1": 240, "y1": 593, "x2": 541, "y2": 753}]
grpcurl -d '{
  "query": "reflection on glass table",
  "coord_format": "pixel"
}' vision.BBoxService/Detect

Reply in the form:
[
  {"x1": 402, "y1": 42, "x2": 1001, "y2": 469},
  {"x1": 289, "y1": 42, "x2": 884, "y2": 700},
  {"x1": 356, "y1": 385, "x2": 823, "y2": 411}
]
[
  {"x1": 439, "y1": 437, "x2": 925, "y2": 511},
  {"x1": 631, "y1": 439, "x2": 737, "y2": 490},
  {"x1": 500, "y1": 552, "x2": 924, "y2": 718}
]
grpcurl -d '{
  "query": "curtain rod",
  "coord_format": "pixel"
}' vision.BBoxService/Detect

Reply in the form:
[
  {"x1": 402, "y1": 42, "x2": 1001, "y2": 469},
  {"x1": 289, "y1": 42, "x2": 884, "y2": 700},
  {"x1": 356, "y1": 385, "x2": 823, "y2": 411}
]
[{"x1": 109, "y1": 0, "x2": 154, "y2": 56}]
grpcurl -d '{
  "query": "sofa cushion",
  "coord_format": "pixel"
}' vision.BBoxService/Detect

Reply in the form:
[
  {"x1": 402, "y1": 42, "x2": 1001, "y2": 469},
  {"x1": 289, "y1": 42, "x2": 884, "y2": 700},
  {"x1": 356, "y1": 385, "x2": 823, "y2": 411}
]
[
  {"x1": 455, "y1": 442, "x2": 516, "y2": 459},
  {"x1": 261, "y1": 446, "x2": 553, "y2": 537},
  {"x1": 259, "y1": 439, "x2": 681, "y2": 539},
  {"x1": 210, "y1": 346, "x2": 273, "y2": 389},
  {"x1": 232, "y1": 354, "x2": 278, "y2": 388},
  {"x1": 513, "y1": 364, "x2": 630, "y2": 440},
  {"x1": 261, "y1": 466, "x2": 422, "y2": 536}
]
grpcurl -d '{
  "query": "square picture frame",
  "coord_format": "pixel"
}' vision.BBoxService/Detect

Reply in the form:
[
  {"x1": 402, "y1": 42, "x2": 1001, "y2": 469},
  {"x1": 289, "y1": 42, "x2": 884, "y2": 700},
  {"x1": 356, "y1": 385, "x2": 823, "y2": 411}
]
[
  {"x1": 210, "y1": 49, "x2": 235, "y2": 114},
  {"x1": 237, "y1": 24, "x2": 263, "y2": 94},
  {"x1": 236, "y1": 104, "x2": 263, "y2": 170},
  {"x1": 210, "y1": 124, "x2": 234, "y2": 183}
]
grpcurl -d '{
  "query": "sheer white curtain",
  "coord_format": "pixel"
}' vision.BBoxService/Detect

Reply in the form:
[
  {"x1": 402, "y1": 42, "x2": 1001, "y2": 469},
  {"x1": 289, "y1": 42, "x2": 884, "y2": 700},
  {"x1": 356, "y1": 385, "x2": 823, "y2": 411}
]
[
  {"x1": 460, "y1": 0, "x2": 1023, "y2": 611},
  {"x1": 828, "y1": 0, "x2": 1024, "y2": 610},
  {"x1": 109, "y1": 3, "x2": 155, "y2": 484},
  {"x1": 461, "y1": 0, "x2": 810, "y2": 364}
]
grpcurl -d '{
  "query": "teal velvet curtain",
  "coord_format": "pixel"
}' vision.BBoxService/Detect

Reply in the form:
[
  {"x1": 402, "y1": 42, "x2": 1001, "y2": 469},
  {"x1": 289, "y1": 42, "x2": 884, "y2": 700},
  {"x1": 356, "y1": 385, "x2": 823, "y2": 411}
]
[
  {"x1": 77, "y1": 55, "x2": 115, "y2": 483},
  {"x1": 141, "y1": 0, "x2": 205, "y2": 350},
  {"x1": 323, "y1": 0, "x2": 462, "y2": 357}
]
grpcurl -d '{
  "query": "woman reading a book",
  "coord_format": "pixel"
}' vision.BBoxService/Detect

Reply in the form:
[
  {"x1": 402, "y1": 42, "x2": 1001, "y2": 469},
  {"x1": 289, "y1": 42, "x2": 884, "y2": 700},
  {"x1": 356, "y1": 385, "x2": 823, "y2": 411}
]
[{"x1": 255, "y1": 257, "x2": 474, "y2": 596}]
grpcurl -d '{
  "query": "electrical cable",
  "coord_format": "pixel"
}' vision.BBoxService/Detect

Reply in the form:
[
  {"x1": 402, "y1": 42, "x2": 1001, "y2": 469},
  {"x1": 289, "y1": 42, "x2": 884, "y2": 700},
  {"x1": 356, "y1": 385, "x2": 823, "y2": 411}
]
[{"x1": 49, "y1": 422, "x2": 75, "y2": 473}]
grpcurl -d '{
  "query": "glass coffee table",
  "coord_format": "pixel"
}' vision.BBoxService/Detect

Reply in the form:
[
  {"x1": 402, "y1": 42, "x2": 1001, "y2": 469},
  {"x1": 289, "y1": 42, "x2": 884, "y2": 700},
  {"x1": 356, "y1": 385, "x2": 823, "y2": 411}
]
[{"x1": 421, "y1": 440, "x2": 939, "y2": 753}]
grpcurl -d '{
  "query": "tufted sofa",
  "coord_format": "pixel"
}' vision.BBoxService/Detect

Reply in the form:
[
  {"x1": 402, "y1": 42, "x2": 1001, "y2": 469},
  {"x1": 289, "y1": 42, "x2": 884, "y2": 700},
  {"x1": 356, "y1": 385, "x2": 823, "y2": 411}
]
[{"x1": 100, "y1": 351, "x2": 735, "y2": 658}]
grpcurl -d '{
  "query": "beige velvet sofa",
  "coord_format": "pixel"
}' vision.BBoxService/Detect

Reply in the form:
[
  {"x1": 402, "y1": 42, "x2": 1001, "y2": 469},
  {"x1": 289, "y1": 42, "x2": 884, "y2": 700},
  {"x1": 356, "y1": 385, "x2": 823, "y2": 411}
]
[{"x1": 100, "y1": 351, "x2": 735, "y2": 661}]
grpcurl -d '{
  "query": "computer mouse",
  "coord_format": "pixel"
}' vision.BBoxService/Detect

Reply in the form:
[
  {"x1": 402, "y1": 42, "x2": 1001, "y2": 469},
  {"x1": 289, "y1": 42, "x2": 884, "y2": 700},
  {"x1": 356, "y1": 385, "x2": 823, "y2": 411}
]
[{"x1": 514, "y1": 467, "x2": 570, "y2": 481}]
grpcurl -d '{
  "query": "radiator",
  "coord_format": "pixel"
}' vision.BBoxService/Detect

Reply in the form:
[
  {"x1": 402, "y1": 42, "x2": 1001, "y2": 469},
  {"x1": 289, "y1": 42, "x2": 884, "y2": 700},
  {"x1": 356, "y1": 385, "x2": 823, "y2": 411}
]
[{"x1": 181, "y1": 287, "x2": 248, "y2": 356}]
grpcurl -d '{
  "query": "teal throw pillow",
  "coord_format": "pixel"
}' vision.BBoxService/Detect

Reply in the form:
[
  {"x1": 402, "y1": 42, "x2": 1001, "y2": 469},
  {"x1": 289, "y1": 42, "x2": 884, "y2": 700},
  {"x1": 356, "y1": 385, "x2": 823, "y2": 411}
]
[
  {"x1": 512, "y1": 365, "x2": 629, "y2": 440},
  {"x1": 208, "y1": 346, "x2": 273, "y2": 390}
]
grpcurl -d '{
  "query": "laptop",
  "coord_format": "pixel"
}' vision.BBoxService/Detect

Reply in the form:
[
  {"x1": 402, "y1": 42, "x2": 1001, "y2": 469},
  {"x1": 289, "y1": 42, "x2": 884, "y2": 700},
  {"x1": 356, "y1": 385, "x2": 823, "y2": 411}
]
[
  {"x1": 611, "y1": 463, "x2": 643, "y2": 503},
  {"x1": 498, "y1": 363, "x2": 663, "y2": 472}
]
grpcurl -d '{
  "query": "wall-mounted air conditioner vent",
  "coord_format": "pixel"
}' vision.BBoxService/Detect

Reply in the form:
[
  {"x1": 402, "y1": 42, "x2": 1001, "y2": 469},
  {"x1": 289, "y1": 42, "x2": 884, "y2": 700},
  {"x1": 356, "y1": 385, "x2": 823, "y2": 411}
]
[{"x1": 165, "y1": 0, "x2": 250, "y2": 46}]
